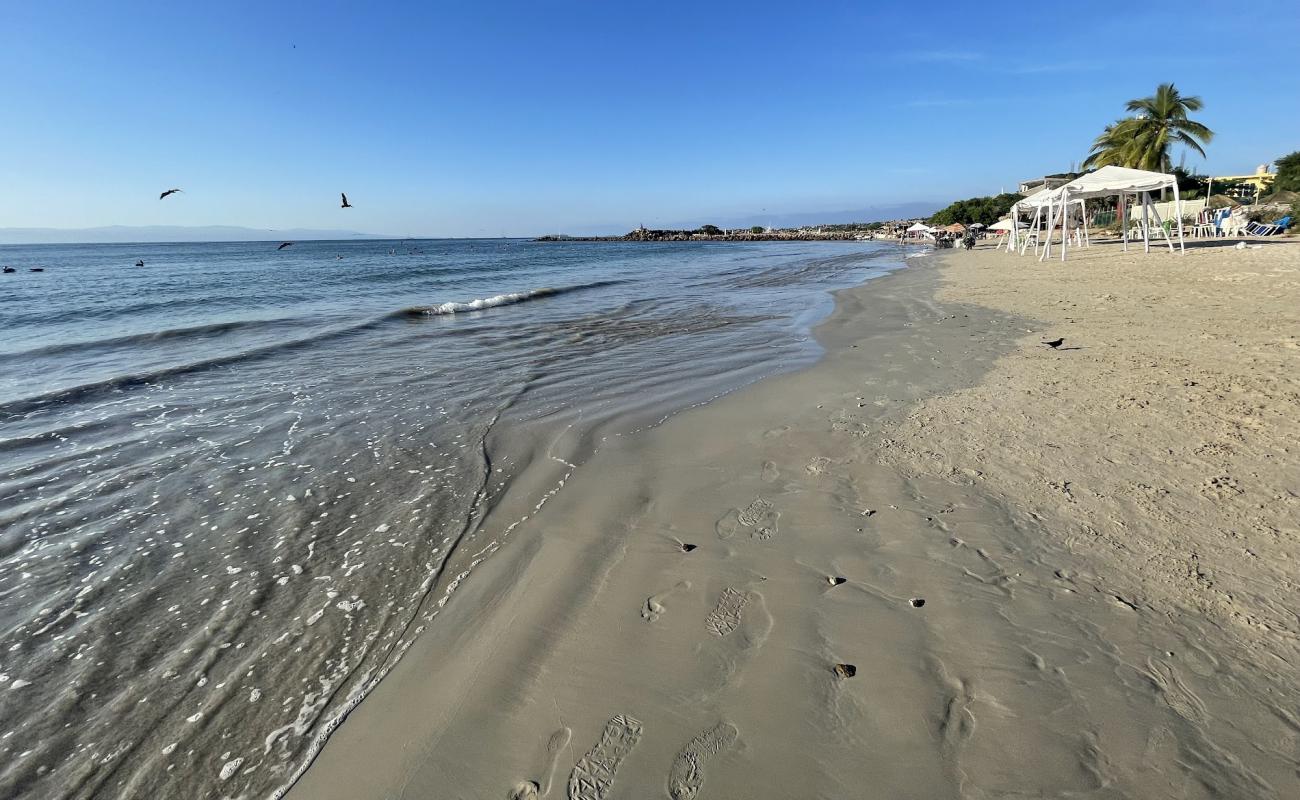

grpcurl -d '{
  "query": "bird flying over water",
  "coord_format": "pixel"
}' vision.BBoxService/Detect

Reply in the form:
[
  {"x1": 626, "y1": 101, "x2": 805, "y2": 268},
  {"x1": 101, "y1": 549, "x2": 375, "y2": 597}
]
[
  {"x1": 341, "y1": 192, "x2": 353, "y2": 208},
  {"x1": 277, "y1": 242, "x2": 294, "y2": 250},
  {"x1": 159, "y1": 188, "x2": 183, "y2": 200},
  {"x1": 1043, "y1": 337, "x2": 1065, "y2": 349}
]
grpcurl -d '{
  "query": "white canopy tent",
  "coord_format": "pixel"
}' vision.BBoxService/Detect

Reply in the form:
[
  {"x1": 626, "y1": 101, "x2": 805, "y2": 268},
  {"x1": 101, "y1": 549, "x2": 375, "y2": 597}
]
[
  {"x1": 1009, "y1": 186, "x2": 1091, "y2": 254},
  {"x1": 905, "y1": 222, "x2": 934, "y2": 240},
  {"x1": 1041, "y1": 166, "x2": 1183, "y2": 261},
  {"x1": 988, "y1": 218, "x2": 1018, "y2": 231}
]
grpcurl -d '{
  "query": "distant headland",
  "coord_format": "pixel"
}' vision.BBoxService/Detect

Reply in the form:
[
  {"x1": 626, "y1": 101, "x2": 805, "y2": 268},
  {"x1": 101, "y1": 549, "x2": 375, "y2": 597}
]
[{"x1": 537, "y1": 222, "x2": 916, "y2": 243}]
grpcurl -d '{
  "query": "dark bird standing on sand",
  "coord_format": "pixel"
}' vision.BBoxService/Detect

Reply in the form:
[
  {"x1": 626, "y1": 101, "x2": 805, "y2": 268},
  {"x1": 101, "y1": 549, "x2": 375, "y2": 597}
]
[
  {"x1": 1043, "y1": 337, "x2": 1065, "y2": 349},
  {"x1": 159, "y1": 188, "x2": 183, "y2": 200},
  {"x1": 277, "y1": 242, "x2": 294, "y2": 250},
  {"x1": 340, "y1": 193, "x2": 353, "y2": 208}
]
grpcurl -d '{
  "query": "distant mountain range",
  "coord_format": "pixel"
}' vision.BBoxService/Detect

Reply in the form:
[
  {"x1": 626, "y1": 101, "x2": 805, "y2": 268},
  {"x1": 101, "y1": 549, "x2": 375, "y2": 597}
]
[
  {"x1": 0, "y1": 225, "x2": 393, "y2": 245},
  {"x1": 1, "y1": 204, "x2": 944, "y2": 243}
]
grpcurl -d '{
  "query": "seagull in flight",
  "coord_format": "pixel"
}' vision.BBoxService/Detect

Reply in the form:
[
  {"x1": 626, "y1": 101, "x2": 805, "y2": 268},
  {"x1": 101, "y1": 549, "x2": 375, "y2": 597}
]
[
  {"x1": 277, "y1": 242, "x2": 295, "y2": 250},
  {"x1": 159, "y1": 188, "x2": 183, "y2": 200},
  {"x1": 340, "y1": 192, "x2": 353, "y2": 208}
]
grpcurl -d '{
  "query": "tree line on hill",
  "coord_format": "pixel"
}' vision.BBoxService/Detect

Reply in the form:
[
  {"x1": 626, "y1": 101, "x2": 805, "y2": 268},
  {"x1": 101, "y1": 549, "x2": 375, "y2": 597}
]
[{"x1": 928, "y1": 193, "x2": 1023, "y2": 227}]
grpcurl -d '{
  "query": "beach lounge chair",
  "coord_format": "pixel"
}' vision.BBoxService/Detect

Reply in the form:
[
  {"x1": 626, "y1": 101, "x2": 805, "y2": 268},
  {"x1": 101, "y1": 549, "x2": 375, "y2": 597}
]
[
  {"x1": 1191, "y1": 209, "x2": 1214, "y2": 238},
  {"x1": 1223, "y1": 208, "x2": 1251, "y2": 237},
  {"x1": 1245, "y1": 215, "x2": 1291, "y2": 236},
  {"x1": 1193, "y1": 208, "x2": 1229, "y2": 238}
]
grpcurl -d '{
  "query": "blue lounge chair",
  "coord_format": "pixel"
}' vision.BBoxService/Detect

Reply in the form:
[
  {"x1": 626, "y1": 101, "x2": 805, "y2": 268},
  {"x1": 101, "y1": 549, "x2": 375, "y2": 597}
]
[{"x1": 1246, "y1": 215, "x2": 1291, "y2": 236}]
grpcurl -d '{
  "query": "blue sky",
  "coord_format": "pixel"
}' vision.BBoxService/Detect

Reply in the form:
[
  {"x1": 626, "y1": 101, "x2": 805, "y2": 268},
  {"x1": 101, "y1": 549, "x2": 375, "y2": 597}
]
[{"x1": 3, "y1": 1, "x2": 1297, "y2": 237}]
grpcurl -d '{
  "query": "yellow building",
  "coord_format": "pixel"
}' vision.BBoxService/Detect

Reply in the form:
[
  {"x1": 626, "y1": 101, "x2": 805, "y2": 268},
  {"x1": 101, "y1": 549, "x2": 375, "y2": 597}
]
[{"x1": 1208, "y1": 165, "x2": 1276, "y2": 200}]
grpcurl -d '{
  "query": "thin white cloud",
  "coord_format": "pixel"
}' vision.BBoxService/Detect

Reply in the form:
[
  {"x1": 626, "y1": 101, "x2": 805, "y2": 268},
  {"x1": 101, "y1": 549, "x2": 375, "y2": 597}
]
[
  {"x1": 904, "y1": 50, "x2": 985, "y2": 63},
  {"x1": 905, "y1": 98, "x2": 974, "y2": 108},
  {"x1": 1011, "y1": 60, "x2": 1105, "y2": 74}
]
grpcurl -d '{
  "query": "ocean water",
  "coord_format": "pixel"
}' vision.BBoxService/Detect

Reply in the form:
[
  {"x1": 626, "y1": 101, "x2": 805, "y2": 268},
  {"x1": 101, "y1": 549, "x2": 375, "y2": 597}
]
[{"x1": 0, "y1": 238, "x2": 905, "y2": 798}]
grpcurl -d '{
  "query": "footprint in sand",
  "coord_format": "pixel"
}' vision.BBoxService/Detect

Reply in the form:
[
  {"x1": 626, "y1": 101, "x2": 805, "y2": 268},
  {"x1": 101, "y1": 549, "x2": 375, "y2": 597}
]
[
  {"x1": 667, "y1": 721, "x2": 739, "y2": 800},
  {"x1": 1143, "y1": 658, "x2": 1208, "y2": 724},
  {"x1": 510, "y1": 780, "x2": 541, "y2": 799},
  {"x1": 642, "y1": 581, "x2": 691, "y2": 623},
  {"x1": 760, "y1": 460, "x2": 780, "y2": 482},
  {"x1": 568, "y1": 715, "x2": 643, "y2": 800},
  {"x1": 512, "y1": 725, "x2": 572, "y2": 798},
  {"x1": 705, "y1": 588, "x2": 750, "y2": 637},
  {"x1": 805, "y1": 456, "x2": 832, "y2": 476},
  {"x1": 715, "y1": 498, "x2": 779, "y2": 541}
]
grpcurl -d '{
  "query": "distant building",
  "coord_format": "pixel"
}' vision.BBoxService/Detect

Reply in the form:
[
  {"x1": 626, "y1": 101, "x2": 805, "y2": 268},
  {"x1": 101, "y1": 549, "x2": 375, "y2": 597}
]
[
  {"x1": 1018, "y1": 174, "x2": 1077, "y2": 194},
  {"x1": 1208, "y1": 165, "x2": 1275, "y2": 201}
]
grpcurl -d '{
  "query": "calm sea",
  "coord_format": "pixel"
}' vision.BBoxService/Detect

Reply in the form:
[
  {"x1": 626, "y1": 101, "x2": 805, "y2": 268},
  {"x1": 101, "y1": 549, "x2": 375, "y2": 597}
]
[{"x1": 0, "y1": 238, "x2": 906, "y2": 798}]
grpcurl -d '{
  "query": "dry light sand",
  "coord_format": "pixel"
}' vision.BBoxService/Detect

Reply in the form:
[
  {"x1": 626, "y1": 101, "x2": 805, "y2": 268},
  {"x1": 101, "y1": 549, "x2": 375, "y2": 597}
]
[{"x1": 290, "y1": 237, "x2": 1299, "y2": 800}]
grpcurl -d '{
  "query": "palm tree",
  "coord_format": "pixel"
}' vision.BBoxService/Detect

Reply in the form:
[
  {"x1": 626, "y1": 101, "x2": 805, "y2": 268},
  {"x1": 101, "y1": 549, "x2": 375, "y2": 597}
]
[
  {"x1": 1082, "y1": 120, "x2": 1132, "y2": 169},
  {"x1": 1083, "y1": 83, "x2": 1213, "y2": 172}
]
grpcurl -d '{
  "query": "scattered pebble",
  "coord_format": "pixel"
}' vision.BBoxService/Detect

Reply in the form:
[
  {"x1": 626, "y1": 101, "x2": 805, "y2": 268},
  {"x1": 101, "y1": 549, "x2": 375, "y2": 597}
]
[
  {"x1": 909, "y1": 598, "x2": 926, "y2": 608},
  {"x1": 833, "y1": 663, "x2": 857, "y2": 678}
]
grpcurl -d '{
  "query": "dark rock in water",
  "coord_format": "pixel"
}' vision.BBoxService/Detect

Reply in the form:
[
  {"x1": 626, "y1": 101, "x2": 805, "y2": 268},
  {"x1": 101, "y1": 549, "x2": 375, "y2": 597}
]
[{"x1": 834, "y1": 663, "x2": 857, "y2": 679}]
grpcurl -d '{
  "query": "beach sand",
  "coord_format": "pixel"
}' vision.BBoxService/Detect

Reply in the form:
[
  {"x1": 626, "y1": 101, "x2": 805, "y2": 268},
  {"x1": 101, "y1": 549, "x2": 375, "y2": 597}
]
[{"x1": 289, "y1": 238, "x2": 1299, "y2": 799}]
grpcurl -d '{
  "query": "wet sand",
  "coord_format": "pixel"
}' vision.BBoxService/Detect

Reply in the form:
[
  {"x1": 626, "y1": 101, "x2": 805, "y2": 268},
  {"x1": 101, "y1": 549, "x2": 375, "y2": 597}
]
[{"x1": 289, "y1": 238, "x2": 1299, "y2": 799}]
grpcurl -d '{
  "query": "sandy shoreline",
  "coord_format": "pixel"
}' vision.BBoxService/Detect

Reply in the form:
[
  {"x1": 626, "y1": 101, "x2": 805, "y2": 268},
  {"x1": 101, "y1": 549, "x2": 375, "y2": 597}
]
[{"x1": 290, "y1": 239, "x2": 1299, "y2": 799}]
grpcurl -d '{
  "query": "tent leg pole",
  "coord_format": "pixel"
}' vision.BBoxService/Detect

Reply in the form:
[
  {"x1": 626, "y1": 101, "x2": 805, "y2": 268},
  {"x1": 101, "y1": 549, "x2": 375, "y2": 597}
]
[
  {"x1": 1174, "y1": 182, "x2": 1185, "y2": 254},
  {"x1": 1121, "y1": 192, "x2": 1128, "y2": 252},
  {"x1": 1142, "y1": 192, "x2": 1151, "y2": 254},
  {"x1": 1040, "y1": 201, "x2": 1054, "y2": 262},
  {"x1": 1061, "y1": 196, "x2": 1069, "y2": 262},
  {"x1": 1150, "y1": 200, "x2": 1174, "y2": 252}
]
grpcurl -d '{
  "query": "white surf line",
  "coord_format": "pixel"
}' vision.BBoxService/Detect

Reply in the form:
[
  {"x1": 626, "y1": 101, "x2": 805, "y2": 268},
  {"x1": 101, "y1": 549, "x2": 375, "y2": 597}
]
[{"x1": 268, "y1": 393, "x2": 574, "y2": 800}]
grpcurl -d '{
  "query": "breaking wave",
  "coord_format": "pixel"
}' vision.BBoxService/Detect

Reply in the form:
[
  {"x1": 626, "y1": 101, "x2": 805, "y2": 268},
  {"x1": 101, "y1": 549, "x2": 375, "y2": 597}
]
[{"x1": 400, "y1": 280, "x2": 624, "y2": 317}]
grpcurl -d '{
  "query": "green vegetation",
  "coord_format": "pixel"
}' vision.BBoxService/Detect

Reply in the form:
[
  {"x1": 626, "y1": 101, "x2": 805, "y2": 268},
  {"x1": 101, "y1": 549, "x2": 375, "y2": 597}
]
[
  {"x1": 1273, "y1": 150, "x2": 1300, "y2": 193},
  {"x1": 698, "y1": 224, "x2": 723, "y2": 235},
  {"x1": 749, "y1": 226, "x2": 765, "y2": 234},
  {"x1": 1083, "y1": 83, "x2": 1214, "y2": 172},
  {"x1": 928, "y1": 193, "x2": 1023, "y2": 226},
  {"x1": 816, "y1": 221, "x2": 886, "y2": 232}
]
